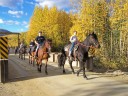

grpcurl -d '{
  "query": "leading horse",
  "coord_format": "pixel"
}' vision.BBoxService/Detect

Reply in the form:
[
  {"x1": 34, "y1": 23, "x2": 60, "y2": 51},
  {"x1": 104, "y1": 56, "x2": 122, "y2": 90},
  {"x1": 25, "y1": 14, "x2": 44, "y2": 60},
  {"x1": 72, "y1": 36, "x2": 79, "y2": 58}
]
[
  {"x1": 58, "y1": 32, "x2": 100, "y2": 79},
  {"x1": 36, "y1": 39, "x2": 52, "y2": 74}
]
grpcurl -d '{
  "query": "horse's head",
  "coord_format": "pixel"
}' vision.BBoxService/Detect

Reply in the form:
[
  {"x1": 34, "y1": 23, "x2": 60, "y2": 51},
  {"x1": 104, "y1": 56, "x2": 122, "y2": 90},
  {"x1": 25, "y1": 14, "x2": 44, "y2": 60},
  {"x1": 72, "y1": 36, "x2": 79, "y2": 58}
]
[
  {"x1": 87, "y1": 32, "x2": 100, "y2": 48},
  {"x1": 44, "y1": 39, "x2": 52, "y2": 51}
]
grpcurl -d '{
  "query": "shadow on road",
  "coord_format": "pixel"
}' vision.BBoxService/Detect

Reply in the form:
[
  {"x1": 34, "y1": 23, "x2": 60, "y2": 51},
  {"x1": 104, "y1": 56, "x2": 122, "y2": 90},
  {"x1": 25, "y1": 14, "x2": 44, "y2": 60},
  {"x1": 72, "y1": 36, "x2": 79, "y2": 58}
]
[{"x1": 7, "y1": 54, "x2": 72, "y2": 83}]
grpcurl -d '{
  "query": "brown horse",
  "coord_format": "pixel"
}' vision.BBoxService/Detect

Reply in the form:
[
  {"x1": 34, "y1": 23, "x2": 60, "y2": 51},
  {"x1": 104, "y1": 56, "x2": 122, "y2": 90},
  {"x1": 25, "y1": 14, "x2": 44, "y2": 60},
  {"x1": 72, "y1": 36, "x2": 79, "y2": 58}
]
[
  {"x1": 29, "y1": 47, "x2": 35, "y2": 66},
  {"x1": 36, "y1": 39, "x2": 52, "y2": 74}
]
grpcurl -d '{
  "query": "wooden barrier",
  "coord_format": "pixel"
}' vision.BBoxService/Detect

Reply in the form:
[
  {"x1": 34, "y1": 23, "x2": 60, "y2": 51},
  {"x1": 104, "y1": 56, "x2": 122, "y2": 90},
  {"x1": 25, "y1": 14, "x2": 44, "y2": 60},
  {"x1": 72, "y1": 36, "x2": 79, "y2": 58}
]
[
  {"x1": 0, "y1": 37, "x2": 8, "y2": 83},
  {"x1": 52, "y1": 52, "x2": 58, "y2": 62},
  {"x1": 50, "y1": 52, "x2": 93, "y2": 69}
]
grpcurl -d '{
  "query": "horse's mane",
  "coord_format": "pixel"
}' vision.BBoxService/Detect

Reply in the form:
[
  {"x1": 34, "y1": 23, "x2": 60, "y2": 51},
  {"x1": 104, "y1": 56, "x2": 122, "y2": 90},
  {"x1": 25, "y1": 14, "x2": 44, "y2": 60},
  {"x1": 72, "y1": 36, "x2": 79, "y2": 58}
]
[{"x1": 82, "y1": 33, "x2": 98, "y2": 44}]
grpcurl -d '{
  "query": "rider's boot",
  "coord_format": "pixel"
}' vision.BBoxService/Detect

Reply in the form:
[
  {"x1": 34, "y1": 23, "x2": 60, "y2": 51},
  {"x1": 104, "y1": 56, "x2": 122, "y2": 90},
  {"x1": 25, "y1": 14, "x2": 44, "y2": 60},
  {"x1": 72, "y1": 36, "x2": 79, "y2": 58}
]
[{"x1": 35, "y1": 50, "x2": 38, "y2": 59}]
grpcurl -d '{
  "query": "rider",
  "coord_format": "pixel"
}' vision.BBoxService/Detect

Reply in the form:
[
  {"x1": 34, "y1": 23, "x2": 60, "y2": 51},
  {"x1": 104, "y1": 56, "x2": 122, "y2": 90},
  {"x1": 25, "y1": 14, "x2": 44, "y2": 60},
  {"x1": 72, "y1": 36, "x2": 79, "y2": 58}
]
[
  {"x1": 69, "y1": 31, "x2": 78, "y2": 56},
  {"x1": 29, "y1": 39, "x2": 36, "y2": 55},
  {"x1": 19, "y1": 41, "x2": 25, "y2": 51},
  {"x1": 35, "y1": 31, "x2": 45, "y2": 58}
]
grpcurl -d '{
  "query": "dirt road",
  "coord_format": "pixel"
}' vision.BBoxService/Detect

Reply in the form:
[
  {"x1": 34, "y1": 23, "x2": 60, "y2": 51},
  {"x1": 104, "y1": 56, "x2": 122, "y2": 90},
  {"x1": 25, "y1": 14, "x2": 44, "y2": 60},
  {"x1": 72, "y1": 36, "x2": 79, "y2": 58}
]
[{"x1": 0, "y1": 54, "x2": 128, "y2": 96}]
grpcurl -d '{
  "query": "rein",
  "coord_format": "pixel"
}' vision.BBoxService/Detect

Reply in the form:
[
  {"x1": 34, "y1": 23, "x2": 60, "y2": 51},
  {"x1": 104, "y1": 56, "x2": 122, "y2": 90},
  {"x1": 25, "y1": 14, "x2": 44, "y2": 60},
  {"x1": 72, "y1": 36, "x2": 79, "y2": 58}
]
[{"x1": 78, "y1": 43, "x2": 95, "y2": 49}]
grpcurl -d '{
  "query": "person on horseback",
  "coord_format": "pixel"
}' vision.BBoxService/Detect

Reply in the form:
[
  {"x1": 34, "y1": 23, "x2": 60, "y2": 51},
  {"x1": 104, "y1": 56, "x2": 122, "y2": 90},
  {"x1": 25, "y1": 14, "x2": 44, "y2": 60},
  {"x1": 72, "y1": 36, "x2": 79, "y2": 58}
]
[
  {"x1": 35, "y1": 31, "x2": 45, "y2": 58},
  {"x1": 19, "y1": 41, "x2": 25, "y2": 51},
  {"x1": 29, "y1": 39, "x2": 36, "y2": 55},
  {"x1": 69, "y1": 31, "x2": 78, "y2": 56}
]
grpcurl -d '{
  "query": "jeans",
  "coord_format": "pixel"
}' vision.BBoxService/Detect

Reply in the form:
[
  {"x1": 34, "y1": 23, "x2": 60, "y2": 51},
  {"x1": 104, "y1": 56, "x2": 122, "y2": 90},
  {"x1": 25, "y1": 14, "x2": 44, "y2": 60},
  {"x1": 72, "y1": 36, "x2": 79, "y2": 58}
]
[
  {"x1": 70, "y1": 42, "x2": 75, "y2": 53},
  {"x1": 36, "y1": 43, "x2": 44, "y2": 51},
  {"x1": 35, "y1": 43, "x2": 44, "y2": 56}
]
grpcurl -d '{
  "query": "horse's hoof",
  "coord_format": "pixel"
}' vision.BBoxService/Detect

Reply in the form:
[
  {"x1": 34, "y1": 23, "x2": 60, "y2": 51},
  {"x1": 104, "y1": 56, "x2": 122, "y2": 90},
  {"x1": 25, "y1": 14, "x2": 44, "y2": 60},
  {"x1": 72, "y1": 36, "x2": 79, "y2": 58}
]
[
  {"x1": 63, "y1": 70, "x2": 66, "y2": 74},
  {"x1": 83, "y1": 76, "x2": 88, "y2": 80},
  {"x1": 38, "y1": 71, "x2": 41, "y2": 73},
  {"x1": 45, "y1": 72, "x2": 48, "y2": 75},
  {"x1": 39, "y1": 69, "x2": 41, "y2": 72},
  {"x1": 38, "y1": 70, "x2": 41, "y2": 73},
  {"x1": 72, "y1": 72, "x2": 75, "y2": 74},
  {"x1": 77, "y1": 73, "x2": 79, "y2": 77}
]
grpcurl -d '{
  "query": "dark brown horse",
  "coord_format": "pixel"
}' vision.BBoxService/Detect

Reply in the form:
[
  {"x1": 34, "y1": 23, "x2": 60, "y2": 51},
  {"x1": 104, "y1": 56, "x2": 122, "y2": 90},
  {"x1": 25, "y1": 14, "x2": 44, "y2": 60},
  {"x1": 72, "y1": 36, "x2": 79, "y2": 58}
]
[
  {"x1": 58, "y1": 32, "x2": 100, "y2": 79},
  {"x1": 36, "y1": 39, "x2": 52, "y2": 74}
]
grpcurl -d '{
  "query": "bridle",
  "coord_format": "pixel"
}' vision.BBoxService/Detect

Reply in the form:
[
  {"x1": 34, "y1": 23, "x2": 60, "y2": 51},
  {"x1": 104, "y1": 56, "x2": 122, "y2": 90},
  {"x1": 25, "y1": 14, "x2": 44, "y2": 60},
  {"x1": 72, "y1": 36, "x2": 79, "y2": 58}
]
[{"x1": 79, "y1": 35, "x2": 98, "y2": 49}]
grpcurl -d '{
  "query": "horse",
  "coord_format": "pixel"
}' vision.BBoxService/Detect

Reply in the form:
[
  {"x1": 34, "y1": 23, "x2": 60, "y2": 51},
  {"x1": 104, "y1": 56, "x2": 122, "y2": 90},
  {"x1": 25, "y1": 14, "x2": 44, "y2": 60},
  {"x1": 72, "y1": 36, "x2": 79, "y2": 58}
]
[
  {"x1": 29, "y1": 46, "x2": 36, "y2": 66},
  {"x1": 15, "y1": 46, "x2": 19, "y2": 54},
  {"x1": 36, "y1": 39, "x2": 52, "y2": 74},
  {"x1": 58, "y1": 32, "x2": 100, "y2": 79},
  {"x1": 19, "y1": 46, "x2": 27, "y2": 60}
]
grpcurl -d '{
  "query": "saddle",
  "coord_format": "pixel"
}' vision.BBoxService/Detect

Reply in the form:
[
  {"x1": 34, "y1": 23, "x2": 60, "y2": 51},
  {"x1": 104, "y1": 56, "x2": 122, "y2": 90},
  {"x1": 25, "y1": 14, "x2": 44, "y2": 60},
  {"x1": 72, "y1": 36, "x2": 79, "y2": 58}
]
[
  {"x1": 64, "y1": 44, "x2": 79, "y2": 57},
  {"x1": 36, "y1": 45, "x2": 50, "y2": 58}
]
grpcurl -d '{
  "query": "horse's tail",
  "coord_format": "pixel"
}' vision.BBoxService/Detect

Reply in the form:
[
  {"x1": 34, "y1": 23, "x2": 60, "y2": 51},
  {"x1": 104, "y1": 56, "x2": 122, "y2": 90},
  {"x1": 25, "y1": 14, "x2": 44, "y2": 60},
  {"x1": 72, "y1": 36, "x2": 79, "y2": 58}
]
[{"x1": 57, "y1": 47, "x2": 66, "y2": 67}]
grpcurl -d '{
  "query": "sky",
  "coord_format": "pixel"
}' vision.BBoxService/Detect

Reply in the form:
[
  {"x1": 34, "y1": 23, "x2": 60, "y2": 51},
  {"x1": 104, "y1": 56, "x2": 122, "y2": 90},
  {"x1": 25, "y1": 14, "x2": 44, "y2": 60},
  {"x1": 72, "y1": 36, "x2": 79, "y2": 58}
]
[{"x1": 0, "y1": 0, "x2": 73, "y2": 33}]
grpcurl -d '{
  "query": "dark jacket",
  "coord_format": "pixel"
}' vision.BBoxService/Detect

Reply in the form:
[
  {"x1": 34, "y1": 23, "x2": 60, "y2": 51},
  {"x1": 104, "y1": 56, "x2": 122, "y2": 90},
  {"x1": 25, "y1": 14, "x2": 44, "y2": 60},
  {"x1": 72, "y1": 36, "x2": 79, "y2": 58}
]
[
  {"x1": 29, "y1": 42, "x2": 35, "y2": 47},
  {"x1": 35, "y1": 36, "x2": 45, "y2": 44}
]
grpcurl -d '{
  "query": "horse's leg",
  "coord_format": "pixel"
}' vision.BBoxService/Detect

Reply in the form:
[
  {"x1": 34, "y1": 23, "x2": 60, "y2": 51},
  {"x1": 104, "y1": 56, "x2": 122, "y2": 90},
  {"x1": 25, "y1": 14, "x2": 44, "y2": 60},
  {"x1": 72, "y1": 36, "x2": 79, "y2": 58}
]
[
  {"x1": 45, "y1": 59, "x2": 48, "y2": 75},
  {"x1": 83, "y1": 62, "x2": 88, "y2": 79},
  {"x1": 29, "y1": 55, "x2": 30, "y2": 64},
  {"x1": 62, "y1": 56, "x2": 66, "y2": 74},
  {"x1": 22, "y1": 54, "x2": 23, "y2": 60},
  {"x1": 38, "y1": 59, "x2": 42, "y2": 73},
  {"x1": 36, "y1": 59, "x2": 39, "y2": 72},
  {"x1": 39, "y1": 63, "x2": 42, "y2": 73},
  {"x1": 31, "y1": 56, "x2": 33, "y2": 64},
  {"x1": 19, "y1": 53, "x2": 20, "y2": 58},
  {"x1": 77, "y1": 61, "x2": 83, "y2": 76},
  {"x1": 33, "y1": 56, "x2": 35, "y2": 66},
  {"x1": 21, "y1": 54, "x2": 23, "y2": 60},
  {"x1": 69, "y1": 60, "x2": 75, "y2": 74},
  {"x1": 37, "y1": 65, "x2": 40, "y2": 72},
  {"x1": 62, "y1": 64, "x2": 66, "y2": 74},
  {"x1": 24, "y1": 53, "x2": 25, "y2": 60},
  {"x1": 30, "y1": 56, "x2": 32, "y2": 64},
  {"x1": 77, "y1": 68, "x2": 82, "y2": 76},
  {"x1": 29, "y1": 55, "x2": 32, "y2": 64}
]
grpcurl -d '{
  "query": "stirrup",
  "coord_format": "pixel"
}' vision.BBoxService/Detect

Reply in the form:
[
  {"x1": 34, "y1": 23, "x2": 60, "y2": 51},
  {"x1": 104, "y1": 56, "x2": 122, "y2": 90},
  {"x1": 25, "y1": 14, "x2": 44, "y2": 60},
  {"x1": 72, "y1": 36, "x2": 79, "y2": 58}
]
[{"x1": 48, "y1": 54, "x2": 50, "y2": 58}]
